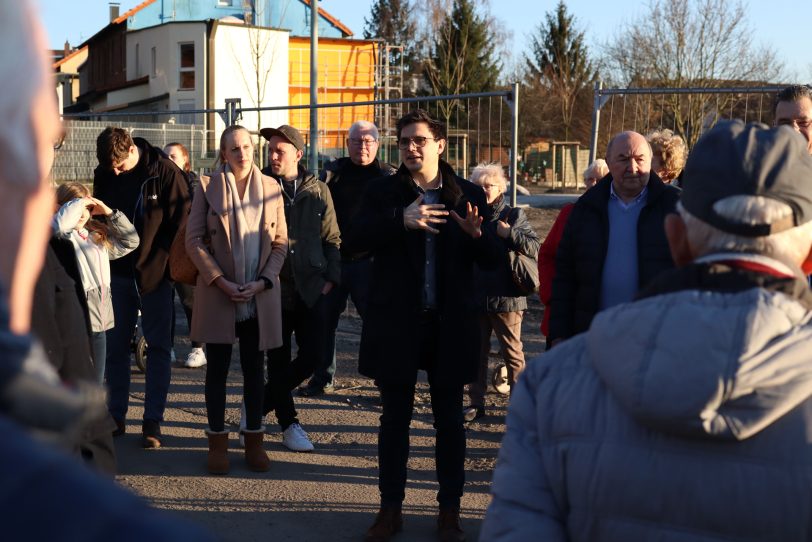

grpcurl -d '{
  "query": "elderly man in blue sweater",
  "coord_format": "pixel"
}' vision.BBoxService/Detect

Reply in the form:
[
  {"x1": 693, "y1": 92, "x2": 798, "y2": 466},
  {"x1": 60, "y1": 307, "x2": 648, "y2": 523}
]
[{"x1": 548, "y1": 130, "x2": 680, "y2": 346}]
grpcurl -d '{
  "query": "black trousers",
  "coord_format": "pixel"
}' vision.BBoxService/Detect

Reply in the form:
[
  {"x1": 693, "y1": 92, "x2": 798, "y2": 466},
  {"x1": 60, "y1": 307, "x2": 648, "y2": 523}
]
[
  {"x1": 172, "y1": 282, "x2": 203, "y2": 348},
  {"x1": 205, "y1": 318, "x2": 264, "y2": 432},
  {"x1": 264, "y1": 293, "x2": 329, "y2": 430},
  {"x1": 377, "y1": 313, "x2": 466, "y2": 509}
]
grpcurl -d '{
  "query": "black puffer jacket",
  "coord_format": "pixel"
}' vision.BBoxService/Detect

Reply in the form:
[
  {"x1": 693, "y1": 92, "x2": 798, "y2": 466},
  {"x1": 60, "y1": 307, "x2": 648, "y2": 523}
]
[
  {"x1": 474, "y1": 196, "x2": 541, "y2": 312},
  {"x1": 548, "y1": 173, "x2": 679, "y2": 341},
  {"x1": 93, "y1": 137, "x2": 190, "y2": 294}
]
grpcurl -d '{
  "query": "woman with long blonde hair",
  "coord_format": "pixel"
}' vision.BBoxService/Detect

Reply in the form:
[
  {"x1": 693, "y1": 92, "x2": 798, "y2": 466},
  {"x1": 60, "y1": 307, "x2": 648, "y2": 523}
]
[{"x1": 186, "y1": 125, "x2": 288, "y2": 474}]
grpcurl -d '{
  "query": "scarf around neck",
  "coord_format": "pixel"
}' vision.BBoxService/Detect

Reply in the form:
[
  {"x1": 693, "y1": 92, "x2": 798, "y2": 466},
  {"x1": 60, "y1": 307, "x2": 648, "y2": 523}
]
[{"x1": 222, "y1": 163, "x2": 264, "y2": 321}]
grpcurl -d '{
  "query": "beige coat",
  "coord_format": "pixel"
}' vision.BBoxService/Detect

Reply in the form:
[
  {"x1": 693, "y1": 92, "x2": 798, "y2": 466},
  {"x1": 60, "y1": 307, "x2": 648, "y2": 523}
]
[{"x1": 185, "y1": 167, "x2": 288, "y2": 350}]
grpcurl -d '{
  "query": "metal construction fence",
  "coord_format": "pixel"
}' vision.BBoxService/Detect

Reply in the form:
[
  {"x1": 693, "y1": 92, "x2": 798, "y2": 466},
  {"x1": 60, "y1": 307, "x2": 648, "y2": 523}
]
[
  {"x1": 56, "y1": 86, "x2": 521, "y2": 203},
  {"x1": 238, "y1": 85, "x2": 520, "y2": 202},
  {"x1": 54, "y1": 116, "x2": 216, "y2": 183},
  {"x1": 589, "y1": 82, "x2": 790, "y2": 162}
]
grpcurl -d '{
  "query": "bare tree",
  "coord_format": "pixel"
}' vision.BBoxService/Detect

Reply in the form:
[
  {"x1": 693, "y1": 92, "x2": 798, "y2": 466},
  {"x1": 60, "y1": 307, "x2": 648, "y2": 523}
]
[
  {"x1": 230, "y1": 2, "x2": 289, "y2": 165},
  {"x1": 602, "y1": 0, "x2": 784, "y2": 147}
]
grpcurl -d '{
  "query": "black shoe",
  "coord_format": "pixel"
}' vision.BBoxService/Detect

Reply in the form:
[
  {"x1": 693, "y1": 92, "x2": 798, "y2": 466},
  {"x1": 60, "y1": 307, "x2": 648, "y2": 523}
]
[
  {"x1": 438, "y1": 507, "x2": 466, "y2": 542},
  {"x1": 112, "y1": 418, "x2": 126, "y2": 437},
  {"x1": 298, "y1": 381, "x2": 334, "y2": 397},
  {"x1": 463, "y1": 406, "x2": 485, "y2": 422},
  {"x1": 141, "y1": 419, "x2": 162, "y2": 449}
]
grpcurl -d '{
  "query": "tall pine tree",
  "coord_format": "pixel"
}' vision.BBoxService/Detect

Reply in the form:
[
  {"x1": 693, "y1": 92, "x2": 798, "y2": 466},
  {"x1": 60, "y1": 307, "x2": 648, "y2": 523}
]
[
  {"x1": 363, "y1": 0, "x2": 417, "y2": 72},
  {"x1": 525, "y1": 1, "x2": 595, "y2": 140},
  {"x1": 425, "y1": 0, "x2": 500, "y2": 122}
]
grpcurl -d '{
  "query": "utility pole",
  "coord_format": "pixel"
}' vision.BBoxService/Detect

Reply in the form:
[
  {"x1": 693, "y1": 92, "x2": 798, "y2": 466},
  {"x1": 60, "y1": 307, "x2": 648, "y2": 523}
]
[{"x1": 309, "y1": 0, "x2": 319, "y2": 173}]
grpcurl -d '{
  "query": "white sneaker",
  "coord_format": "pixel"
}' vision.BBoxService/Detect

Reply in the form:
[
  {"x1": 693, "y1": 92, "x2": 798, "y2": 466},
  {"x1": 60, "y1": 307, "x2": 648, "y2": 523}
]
[
  {"x1": 238, "y1": 400, "x2": 247, "y2": 448},
  {"x1": 282, "y1": 423, "x2": 314, "y2": 452},
  {"x1": 184, "y1": 347, "x2": 207, "y2": 368},
  {"x1": 170, "y1": 348, "x2": 177, "y2": 363}
]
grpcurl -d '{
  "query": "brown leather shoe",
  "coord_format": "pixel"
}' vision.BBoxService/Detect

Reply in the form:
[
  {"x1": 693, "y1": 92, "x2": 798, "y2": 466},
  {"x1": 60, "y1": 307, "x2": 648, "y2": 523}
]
[
  {"x1": 437, "y1": 507, "x2": 466, "y2": 542},
  {"x1": 364, "y1": 507, "x2": 403, "y2": 542}
]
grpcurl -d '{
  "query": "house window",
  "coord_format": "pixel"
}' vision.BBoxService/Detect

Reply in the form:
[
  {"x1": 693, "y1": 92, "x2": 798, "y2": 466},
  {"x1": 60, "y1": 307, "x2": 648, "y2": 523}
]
[
  {"x1": 135, "y1": 43, "x2": 140, "y2": 77},
  {"x1": 217, "y1": 0, "x2": 233, "y2": 6},
  {"x1": 151, "y1": 46, "x2": 157, "y2": 77},
  {"x1": 179, "y1": 42, "x2": 195, "y2": 90}
]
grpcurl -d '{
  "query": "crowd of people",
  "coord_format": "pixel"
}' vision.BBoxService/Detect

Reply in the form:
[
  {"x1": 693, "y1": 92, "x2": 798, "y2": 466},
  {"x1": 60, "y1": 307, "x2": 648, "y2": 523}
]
[{"x1": 6, "y1": 3, "x2": 812, "y2": 541}]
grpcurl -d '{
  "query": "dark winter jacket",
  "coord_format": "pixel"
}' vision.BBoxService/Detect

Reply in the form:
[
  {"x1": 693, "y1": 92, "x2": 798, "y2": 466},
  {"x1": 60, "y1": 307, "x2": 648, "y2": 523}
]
[
  {"x1": 474, "y1": 196, "x2": 541, "y2": 312},
  {"x1": 263, "y1": 164, "x2": 341, "y2": 309},
  {"x1": 30, "y1": 247, "x2": 117, "y2": 474},
  {"x1": 321, "y1": 156, "x2": 396, "y2": 260},
  {"x1": 548, "y1": 173, "x2": 679, "y2": 341},
  {"x1": 346, "y1": 160, "x2": 502, "y2": 386},
  {"x1": 93, "y1": 137, "x2": 190, "y2": 294}
]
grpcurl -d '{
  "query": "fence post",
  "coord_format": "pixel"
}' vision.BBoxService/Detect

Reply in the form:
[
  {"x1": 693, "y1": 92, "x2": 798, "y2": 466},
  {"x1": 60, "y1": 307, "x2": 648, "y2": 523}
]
[
  {"x1": 309, "y1": 0, "x2": 319, "y2": 173},
  {"x1": 224, "y1": 98, "x2": 241, "y2": 127},
  {"x1": 510, "y1": 82, "x2": 519, "y2": 208},
  {"x1": 589, "y1": 80, "x2": 603, "y2": 164}
]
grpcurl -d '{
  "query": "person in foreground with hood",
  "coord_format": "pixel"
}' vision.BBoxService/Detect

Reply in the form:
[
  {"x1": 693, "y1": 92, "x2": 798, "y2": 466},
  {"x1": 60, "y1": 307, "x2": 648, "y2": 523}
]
[{"x1": 481, "y1": 119, "x2": 812, "y2": 542}]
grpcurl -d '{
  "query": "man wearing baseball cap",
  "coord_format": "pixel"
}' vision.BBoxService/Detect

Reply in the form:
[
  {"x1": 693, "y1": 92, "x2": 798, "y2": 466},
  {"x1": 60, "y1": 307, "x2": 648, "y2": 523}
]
[
  {"x1": 245, "y1": 124, "x2": 340, "y2": 453},
  {"x1": 482, "y1": 120, "x2": 812, "y2": 541}
]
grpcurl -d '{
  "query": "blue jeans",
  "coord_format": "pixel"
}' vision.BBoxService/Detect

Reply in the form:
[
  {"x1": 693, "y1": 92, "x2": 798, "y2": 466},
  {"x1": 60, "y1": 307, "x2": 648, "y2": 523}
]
[
  {"x1": 105, "y1": 275, "x2": 174, "y2": 423},
  {"x1": 313, "y1": 259, "x2": 371, "y2": 387},
  {"x1": 90, "y1": 331, "x2": 106, "y2": 385}
]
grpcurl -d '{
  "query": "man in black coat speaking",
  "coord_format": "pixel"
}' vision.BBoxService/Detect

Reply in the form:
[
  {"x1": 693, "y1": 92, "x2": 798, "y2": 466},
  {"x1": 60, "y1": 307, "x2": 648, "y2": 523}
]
[{"x1": 346, "y1": 109, "x2": 501, "y2": 542}]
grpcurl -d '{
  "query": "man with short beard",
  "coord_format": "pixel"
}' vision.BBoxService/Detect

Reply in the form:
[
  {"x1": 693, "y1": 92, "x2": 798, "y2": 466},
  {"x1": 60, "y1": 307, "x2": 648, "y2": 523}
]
[{"x1": 548, "y1": 130, "x2": 679, "y2": 345}]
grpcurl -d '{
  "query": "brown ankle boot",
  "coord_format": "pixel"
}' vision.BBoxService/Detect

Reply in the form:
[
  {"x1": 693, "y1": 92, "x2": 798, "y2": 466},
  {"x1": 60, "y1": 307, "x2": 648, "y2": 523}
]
[
  {"x1": 242, "y1": 429, "x2": 270, "y2": 472},
  {"x1": 364, "y1": 507, "x2": 402, "y2": 542},
  {"x1": 205, "y1": 429, "x2": 229, "y2": 475},
  {"x1": 437, "y1": 507, "x2": 466, "y2": 542}
]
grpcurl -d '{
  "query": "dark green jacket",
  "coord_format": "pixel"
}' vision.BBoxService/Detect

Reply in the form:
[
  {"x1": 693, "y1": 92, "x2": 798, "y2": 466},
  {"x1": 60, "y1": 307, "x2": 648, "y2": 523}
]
[{"x1": 263, "y1": 164, "x2": 341, "y2": 309}]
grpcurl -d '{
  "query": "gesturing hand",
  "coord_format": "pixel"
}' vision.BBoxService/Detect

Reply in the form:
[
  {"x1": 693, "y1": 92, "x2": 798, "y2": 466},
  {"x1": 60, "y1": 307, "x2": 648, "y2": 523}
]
[
  {"x1": 403, "y1": 195, "x2": 448, "y2": 234},
  {"x1": 450, "y1": 202, "x2": 484, "y2": 239}
]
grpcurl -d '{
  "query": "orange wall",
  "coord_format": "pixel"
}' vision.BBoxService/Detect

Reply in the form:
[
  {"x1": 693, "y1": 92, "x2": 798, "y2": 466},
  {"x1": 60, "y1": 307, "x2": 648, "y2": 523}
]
[{"x1": 288, "y1": 37, "x2": 376, "y2": 152}]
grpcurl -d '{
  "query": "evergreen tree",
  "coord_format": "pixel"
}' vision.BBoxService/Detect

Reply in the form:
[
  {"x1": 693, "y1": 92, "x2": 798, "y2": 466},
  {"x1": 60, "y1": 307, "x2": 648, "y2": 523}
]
[
  {"x1": 524, "y1": 1, "x2": 595, "y2": 140},
  {"x1": 425, "y1": 0, "x2": 500, "y2": 122},
  {"x1": 363, "y1": 0, "x2": 417, "y2": 72}
]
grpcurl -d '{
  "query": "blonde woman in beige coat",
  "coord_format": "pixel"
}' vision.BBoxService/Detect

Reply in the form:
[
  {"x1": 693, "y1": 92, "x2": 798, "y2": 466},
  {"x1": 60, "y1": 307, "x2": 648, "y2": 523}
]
[{"x1": 186, "y1": 125, "x2": 288, "y2": 474}]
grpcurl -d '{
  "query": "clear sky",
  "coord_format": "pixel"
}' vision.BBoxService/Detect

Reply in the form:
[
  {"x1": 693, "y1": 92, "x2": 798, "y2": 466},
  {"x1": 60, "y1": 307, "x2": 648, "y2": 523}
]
[{"x1": 38, "y1": 0, "x2": 812, "y2": 81}]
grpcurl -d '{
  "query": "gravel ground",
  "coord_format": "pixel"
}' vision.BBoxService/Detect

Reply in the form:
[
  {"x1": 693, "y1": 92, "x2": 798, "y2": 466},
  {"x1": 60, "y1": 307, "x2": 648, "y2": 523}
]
[{"x1": 112, "y1": 204, "x2": 564, "y2": 541}]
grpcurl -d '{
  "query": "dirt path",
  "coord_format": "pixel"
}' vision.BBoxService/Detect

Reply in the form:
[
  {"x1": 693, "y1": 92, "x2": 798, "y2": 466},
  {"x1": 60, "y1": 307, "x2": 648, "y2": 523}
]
[{"x1": 113, "y1": 206, "x2": 563, "y2": 541}]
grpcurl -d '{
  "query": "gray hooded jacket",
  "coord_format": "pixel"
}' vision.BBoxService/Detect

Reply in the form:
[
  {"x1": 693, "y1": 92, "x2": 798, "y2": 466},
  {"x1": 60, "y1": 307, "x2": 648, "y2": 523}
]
[{"x1": 483, "y1": 267, "x2": 812, "y2": 541}]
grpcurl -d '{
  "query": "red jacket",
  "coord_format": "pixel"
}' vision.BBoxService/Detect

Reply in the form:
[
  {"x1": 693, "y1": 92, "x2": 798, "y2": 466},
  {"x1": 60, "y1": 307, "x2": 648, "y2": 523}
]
[{"x1": 538, "y1": 203, "x2": 574, "y2": 336}]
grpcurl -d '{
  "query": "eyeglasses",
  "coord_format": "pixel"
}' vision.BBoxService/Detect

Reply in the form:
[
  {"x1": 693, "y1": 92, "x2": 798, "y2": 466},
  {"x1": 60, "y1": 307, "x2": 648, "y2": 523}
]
[
  {"x1": 777, "y1": 118, "x2": 812, "y2": 130},
  {"x1": 397, "y1": 136, "x2": 440, "y2": 149},
  {"x1": 347, "y1": 137, "x2": 378, "y2": 147}
]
